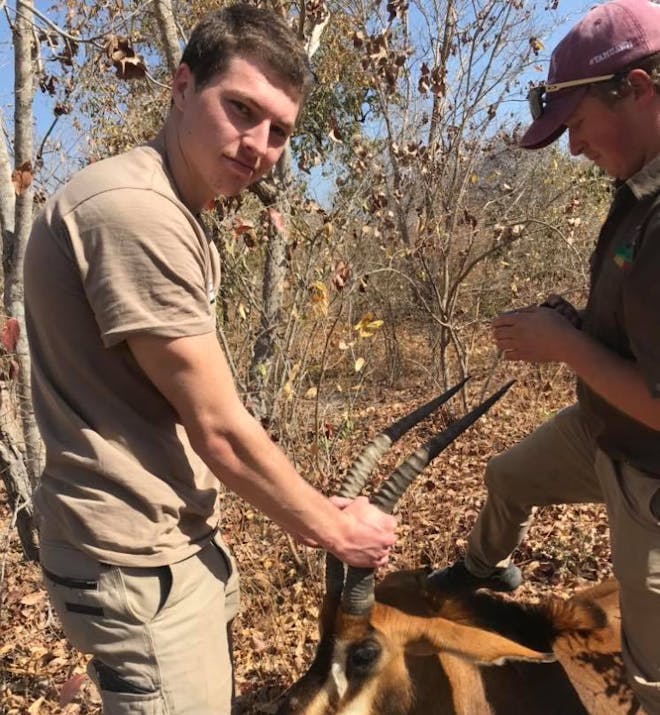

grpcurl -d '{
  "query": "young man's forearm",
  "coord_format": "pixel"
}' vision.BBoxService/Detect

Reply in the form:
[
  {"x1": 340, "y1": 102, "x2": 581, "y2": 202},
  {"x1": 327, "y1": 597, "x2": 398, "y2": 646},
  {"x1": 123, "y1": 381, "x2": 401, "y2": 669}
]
[{"x1": 190, "y1": 411, "x2": 395, "y2": 566}]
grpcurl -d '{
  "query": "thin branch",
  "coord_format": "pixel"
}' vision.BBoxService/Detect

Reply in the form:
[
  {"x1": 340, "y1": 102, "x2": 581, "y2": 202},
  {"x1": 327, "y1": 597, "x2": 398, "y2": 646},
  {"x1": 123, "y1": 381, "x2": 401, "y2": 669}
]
[
  {"x1": 36, "y1": 113, "x2": 59, "y2": 163},
  {"x1": 145, "y1": 71, "x2": 171, "y2": 89},
  {"x1": 306, "y1": 13, "x2": 331, "y2": 58},
  {"x1": 11, "y1": 0, "x2": 157, "y2": 47}
]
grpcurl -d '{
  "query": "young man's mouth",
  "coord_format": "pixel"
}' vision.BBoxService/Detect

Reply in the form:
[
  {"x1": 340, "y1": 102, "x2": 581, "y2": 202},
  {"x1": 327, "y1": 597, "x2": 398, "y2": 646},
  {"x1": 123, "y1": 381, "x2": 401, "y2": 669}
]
[{"x1": 226, "y1": 155, "x2": 258, "y2": 178}]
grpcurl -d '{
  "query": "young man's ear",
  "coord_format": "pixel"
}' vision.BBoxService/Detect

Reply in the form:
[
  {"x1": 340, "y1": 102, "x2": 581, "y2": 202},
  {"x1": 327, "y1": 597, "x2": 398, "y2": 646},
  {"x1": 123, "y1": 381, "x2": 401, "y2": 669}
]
[
  {"x1": 171, "y1": 63, "x2": 195, "y2": 111},
  {"x1": 627, "y1": 68, "x2": 656, "y2": 103}
]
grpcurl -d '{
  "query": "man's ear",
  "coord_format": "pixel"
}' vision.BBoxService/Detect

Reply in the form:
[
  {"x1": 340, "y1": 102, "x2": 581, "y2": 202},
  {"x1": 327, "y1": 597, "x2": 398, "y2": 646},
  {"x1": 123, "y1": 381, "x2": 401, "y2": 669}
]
[
  {"x1": 628, "y1": 68, "x2": 655, "y2": 103},
  {"x1": 171, "y1": 63, "x2": 195, "y2": 111}
]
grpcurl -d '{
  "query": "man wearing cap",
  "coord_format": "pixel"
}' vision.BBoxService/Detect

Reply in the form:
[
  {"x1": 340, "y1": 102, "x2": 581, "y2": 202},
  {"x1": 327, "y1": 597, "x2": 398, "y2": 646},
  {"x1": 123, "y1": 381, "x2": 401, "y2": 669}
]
[{"x1": 429, "y1": 0, "x2": 660, "y2": 710}]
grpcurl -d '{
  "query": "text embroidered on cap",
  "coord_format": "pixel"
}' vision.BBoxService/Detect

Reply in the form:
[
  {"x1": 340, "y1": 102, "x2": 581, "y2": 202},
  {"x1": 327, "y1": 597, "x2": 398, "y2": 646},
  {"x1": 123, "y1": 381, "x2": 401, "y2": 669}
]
[{"x1": 589, "y1": 41, "x2": 634, "y2": 65}]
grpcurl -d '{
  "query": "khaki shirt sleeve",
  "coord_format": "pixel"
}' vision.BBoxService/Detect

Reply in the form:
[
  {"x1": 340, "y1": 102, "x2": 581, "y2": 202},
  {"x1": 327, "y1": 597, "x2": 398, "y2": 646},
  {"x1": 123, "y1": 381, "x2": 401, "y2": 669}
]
[{"x1": 64, "y1": 189, "x2": 215, "y2": 347}]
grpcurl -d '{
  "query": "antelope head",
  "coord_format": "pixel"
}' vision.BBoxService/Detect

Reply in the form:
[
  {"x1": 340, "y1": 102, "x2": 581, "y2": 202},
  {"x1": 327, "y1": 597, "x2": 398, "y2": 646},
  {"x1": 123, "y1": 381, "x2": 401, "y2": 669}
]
[{"x1": 277, "y1": 380, "x2": 556, "y2": 715}]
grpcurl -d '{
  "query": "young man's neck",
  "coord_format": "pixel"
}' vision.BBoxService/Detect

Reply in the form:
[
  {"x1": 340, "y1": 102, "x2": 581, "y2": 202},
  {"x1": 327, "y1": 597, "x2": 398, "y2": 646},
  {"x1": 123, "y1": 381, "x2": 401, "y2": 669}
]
[{"x1": 162, "y1": 115, "x2": 214, "y2": 214}]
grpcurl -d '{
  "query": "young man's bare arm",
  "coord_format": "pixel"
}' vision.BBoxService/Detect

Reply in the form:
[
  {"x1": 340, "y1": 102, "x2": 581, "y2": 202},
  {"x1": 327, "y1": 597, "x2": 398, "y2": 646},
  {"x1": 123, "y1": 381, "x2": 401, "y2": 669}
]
[{"x1": 127, "y1": 331, "x2": 397, "y2": 568}]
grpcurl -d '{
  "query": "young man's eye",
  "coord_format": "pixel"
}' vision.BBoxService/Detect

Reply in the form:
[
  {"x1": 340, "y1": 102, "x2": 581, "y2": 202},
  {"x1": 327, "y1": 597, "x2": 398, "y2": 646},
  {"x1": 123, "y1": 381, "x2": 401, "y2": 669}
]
[
  {"x1": 271, "y1": 125, "x2": 289, "y2": 141},
  {"x1": 230, "y1": 100, "x2": 251, "y2": 117}
]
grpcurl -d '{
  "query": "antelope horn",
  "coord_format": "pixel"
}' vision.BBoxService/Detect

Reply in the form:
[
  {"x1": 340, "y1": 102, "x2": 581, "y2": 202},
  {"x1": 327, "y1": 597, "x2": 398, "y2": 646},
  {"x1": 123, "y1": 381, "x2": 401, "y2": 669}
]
[
  {"x1": 335, "y1": 377, "x2": 470, "y2": 500},
  {"x1": 326, "y1": 378, "x2": 470, "y2": 598},
  {"x1": 324, "y1": 553, "x2": 345, "y2": 603},
  {"x1": 372, "y1": 380, "x2": 515, "y2": 513},
  {"x1": 341, "y1": 565, "x2": 376, "y2": 615},
  {"x1": 341, "y1": 381, "x2": 515, "y2": 615}
]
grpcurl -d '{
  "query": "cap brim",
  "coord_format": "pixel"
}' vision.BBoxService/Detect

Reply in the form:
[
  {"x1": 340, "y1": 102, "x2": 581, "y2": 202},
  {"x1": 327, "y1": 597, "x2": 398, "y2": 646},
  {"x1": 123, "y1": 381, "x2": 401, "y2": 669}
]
[{"x1": 519, "y1": 86, "x2": 588, "y2": 150}]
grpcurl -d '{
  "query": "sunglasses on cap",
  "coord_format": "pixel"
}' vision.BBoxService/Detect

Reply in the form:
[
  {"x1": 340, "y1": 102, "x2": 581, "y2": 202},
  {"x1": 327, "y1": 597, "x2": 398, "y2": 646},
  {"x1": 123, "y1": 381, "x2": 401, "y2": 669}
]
[{"x1": 527, "y1": 73, "x2": 618, "y2": 120}]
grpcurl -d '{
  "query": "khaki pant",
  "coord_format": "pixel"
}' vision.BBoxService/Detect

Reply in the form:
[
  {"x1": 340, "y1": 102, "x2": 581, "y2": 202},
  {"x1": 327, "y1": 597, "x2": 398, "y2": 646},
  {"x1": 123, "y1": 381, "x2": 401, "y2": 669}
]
[
  {"x1": 40, "y1": 531, "x2": 240, "y2": 714},
  {"x1": 465, "y1": 404, "x2": 660, "y2": 714}
]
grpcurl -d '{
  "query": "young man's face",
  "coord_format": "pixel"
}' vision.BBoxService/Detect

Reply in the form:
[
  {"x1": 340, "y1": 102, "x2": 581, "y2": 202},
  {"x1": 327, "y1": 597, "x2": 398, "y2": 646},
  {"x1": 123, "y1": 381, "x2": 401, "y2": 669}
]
[
  {"x1": 565, "y1": 92, "x2": 648, "y2": 180},
  {"x1": 172, "y1": 56, "x2": 301, "y2": 206}
]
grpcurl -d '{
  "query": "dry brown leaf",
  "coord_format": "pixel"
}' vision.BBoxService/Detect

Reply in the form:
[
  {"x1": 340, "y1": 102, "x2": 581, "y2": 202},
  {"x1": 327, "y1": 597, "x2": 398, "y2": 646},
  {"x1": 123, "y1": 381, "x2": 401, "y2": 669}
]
[
  {"x1": 27, "y1": 696, "x2": 45, "y2": 714},
  {"x1": 332, "y1": 261, "x2": 350, "y2": 291},
  {"x1": 268, "y1": 208, "x2": 285, "y2": 235},
  {"x1": 12, "y1": 161, "x2": 32, "y2": 196},
  {"x1": 19, "y1": 591, "x2": 45, "y2": 606},
  {"x1": 105, "y1": 35, "x2": 147, "y2": 80},
  {"x1": 2, "y1": 317, "x2": 19, "y2": 352},
  {"x1": 59, "y1": 672, "x2": 88, "y2": 706}
]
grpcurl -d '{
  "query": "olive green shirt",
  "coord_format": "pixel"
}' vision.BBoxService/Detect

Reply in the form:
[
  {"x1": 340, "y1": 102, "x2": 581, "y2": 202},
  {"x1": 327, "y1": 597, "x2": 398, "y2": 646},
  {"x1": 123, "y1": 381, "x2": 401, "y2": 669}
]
[{"x1": 578, "y1": 154, "x2": 660, "y2": 474}]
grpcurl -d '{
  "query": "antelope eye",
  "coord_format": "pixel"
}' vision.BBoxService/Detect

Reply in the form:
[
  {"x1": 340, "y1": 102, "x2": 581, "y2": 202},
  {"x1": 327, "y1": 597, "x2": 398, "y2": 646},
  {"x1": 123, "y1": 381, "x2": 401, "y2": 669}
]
[{"x1": 347, "y1": 639, "x2": 381, "y2": 678}]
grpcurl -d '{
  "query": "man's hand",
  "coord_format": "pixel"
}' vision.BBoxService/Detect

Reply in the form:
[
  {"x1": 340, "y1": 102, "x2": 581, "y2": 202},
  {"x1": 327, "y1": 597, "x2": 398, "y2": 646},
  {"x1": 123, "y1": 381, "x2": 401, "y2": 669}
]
[
  {"x1": 539, "y1": 294, "x2": 582, "y2": 329},
  {"x1": 492, "y1": 305, "x2": 580, "y2": 363},
  {"x1": 317, "y1": 495, "x2": 397, "y2": 569}
]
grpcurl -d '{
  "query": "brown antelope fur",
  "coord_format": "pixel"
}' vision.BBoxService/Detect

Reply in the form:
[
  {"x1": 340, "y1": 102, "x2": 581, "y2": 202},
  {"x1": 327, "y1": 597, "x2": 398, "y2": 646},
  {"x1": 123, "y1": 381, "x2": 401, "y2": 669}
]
[{"x1": 277, "y1": 570, "x2": 638, "y2": 715}]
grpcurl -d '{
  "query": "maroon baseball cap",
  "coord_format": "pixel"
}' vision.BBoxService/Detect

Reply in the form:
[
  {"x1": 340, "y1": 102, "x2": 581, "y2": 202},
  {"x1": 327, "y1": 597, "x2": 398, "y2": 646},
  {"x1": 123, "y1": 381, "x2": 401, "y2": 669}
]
[{"x1": 520, "y1": 0, "x2": 660, "y2": 150}]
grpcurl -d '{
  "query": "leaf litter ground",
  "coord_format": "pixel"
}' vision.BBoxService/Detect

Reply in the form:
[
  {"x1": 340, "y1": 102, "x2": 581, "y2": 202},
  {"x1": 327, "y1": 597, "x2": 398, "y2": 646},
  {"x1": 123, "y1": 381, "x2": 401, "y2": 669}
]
[{"x1": 0, "y1": 364, "x2": 611, "y2": 714}]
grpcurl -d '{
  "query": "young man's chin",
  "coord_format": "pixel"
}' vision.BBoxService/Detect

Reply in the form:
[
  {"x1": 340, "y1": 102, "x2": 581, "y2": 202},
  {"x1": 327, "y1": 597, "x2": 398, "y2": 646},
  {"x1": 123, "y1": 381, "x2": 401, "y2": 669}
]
[
  {"x1": 212, "y1": 177, "x2": 251, "y2": 198},
  {"x1": 225, "y1": 181, "x2": 253, "y2": 197}
]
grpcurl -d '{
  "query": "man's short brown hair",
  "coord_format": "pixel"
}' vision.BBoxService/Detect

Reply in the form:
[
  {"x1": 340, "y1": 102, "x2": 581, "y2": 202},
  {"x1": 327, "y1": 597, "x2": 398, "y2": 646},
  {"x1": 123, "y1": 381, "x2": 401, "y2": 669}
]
[
  {"x1": 589, "y1": 51, "x2": 660, "y2": 104},
  {"x1": 180, "y1": 4, "x2": 314, "y2": 99}
]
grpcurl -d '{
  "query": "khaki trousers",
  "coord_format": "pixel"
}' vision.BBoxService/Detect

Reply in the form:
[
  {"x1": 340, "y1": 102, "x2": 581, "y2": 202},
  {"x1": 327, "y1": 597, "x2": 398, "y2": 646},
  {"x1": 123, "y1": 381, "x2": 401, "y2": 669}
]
[
  {"x1": 465, "y1": 404, "x2": 660, "y2": 714},
  {"x1": 40, "y1": 531, "x2": 240, "y2": 714}
]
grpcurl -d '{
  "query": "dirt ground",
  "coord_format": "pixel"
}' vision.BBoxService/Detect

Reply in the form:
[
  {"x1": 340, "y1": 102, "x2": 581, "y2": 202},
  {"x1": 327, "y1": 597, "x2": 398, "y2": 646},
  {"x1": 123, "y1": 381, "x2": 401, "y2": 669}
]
[{"x1": 0, "y1": 361, "x2": 612, "y2": 714}]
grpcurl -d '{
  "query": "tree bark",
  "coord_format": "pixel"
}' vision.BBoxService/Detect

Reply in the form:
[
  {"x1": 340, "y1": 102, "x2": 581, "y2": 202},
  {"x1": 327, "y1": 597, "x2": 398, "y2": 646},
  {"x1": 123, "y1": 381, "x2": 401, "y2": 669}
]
[
  {"x1": 248, "y1": 150, "x2": 292, "y2": 422},
  {"x1": 153, "y1": 0, "x2": 181, "y2": 74},
  {"x1": 0, "y1": 412, "x2": 39, "y2": 561},
  {"x1": 0, "y1": 111, "x2": 15, "y2": 276},
  {"x1": 0, "y1": 0, "x2": 42, "y2": 560}
]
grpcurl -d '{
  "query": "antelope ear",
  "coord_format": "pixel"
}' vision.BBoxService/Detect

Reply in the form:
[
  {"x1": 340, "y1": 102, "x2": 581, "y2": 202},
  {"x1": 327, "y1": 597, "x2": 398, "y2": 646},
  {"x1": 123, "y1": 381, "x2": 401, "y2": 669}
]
[{"x1": 374, "y1": 605, "x2": 555, "y2": 665}]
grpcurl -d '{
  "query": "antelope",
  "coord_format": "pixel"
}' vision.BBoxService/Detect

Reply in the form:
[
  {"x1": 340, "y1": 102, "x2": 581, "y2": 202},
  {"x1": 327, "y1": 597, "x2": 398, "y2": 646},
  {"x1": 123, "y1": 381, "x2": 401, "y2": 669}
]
[{"x1": 277, "y1": 381, "x2": 637, "y2": 715}]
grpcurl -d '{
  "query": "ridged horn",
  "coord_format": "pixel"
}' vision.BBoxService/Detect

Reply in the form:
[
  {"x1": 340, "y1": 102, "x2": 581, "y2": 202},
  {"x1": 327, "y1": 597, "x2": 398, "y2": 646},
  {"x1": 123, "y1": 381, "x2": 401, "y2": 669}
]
[
  {"x1": 324, "y1": 553, "x2": 346, "y2": 604},
  {"x1": 372, "y1": 381, "x2": 515, "y2": 513},
  {"x1": 326, "y1": 378, "x2": 469, "y2": 598},
  {"x1": 340, "y1": 381, "x2": 515, "y2": 616},
  {"x1": 335, "y1": 377, "x2": 469, "y2": 500}
]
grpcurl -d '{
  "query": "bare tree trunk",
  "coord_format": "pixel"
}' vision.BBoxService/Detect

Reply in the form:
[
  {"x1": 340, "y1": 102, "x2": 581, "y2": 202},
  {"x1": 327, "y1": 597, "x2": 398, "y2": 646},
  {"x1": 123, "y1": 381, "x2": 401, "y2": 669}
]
[
  {"x1": 0, "y1": 112, "x2": 15, "y2": 270},
  {"x1": 427, "y1": 0, "x2": 455, "y2": 154},
  {"x1": 153, "y1": 0, "x2": 181, "y2": 74},
  {"x1": 0, "y1": 0, "x2": 41, "y2": 560},
  {"x1": 248, "y1": 150, "x2": 292, "y2": 423},
  {"x1": 0, "y1": 111, "x2": 37, "y2": 560},
  {"x1": 0, "y1": 418, "x2": 39, "y2": 561}
]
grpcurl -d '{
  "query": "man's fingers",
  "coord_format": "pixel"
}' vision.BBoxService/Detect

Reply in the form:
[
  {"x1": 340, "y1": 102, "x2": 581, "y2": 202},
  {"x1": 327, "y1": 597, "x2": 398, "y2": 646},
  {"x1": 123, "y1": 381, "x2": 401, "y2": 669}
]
[
  {"x1": 494, "y1": 334, "x2": 517, "y2": 353},
  {"x1": 492, "y1": 315, "x2": 515, "y2": 329},
  {"x1": 375, "y1": 553, "x2": 390, "y2": 568},
  {"x1": 541, "y1": 293, "x2": 562, "y2": 308}
]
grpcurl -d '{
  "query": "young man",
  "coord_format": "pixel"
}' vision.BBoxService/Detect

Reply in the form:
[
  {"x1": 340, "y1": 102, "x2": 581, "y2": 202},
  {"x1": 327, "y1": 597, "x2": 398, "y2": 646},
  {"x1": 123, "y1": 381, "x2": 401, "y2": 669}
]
[
  {"x1": 24, "y1": 6, "x2": 396, "y2": 714},
  {"x1": 430, "y1": 0, "x2": 660, "y2": 711}
]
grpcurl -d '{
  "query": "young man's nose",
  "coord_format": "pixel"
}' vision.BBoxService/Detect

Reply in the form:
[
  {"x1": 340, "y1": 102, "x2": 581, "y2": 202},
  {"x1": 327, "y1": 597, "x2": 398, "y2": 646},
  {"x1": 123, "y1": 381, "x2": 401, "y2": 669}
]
[{"x1": 242, "y1": 122, "x2": 271, "y2": 156}]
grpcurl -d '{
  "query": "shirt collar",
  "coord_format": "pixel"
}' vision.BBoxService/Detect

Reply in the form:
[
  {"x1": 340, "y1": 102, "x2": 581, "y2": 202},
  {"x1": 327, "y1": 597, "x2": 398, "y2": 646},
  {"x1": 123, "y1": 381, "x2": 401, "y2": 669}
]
[{"x1": 626, "y1": 153, "x2": 660, "y2": 200}]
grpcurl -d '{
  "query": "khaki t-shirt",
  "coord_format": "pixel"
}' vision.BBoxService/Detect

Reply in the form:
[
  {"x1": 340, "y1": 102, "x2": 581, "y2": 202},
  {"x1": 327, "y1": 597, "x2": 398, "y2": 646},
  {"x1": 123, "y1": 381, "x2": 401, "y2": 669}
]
[{"x1": 25, "y1": 133, "x2": 222, "y2": 566}]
